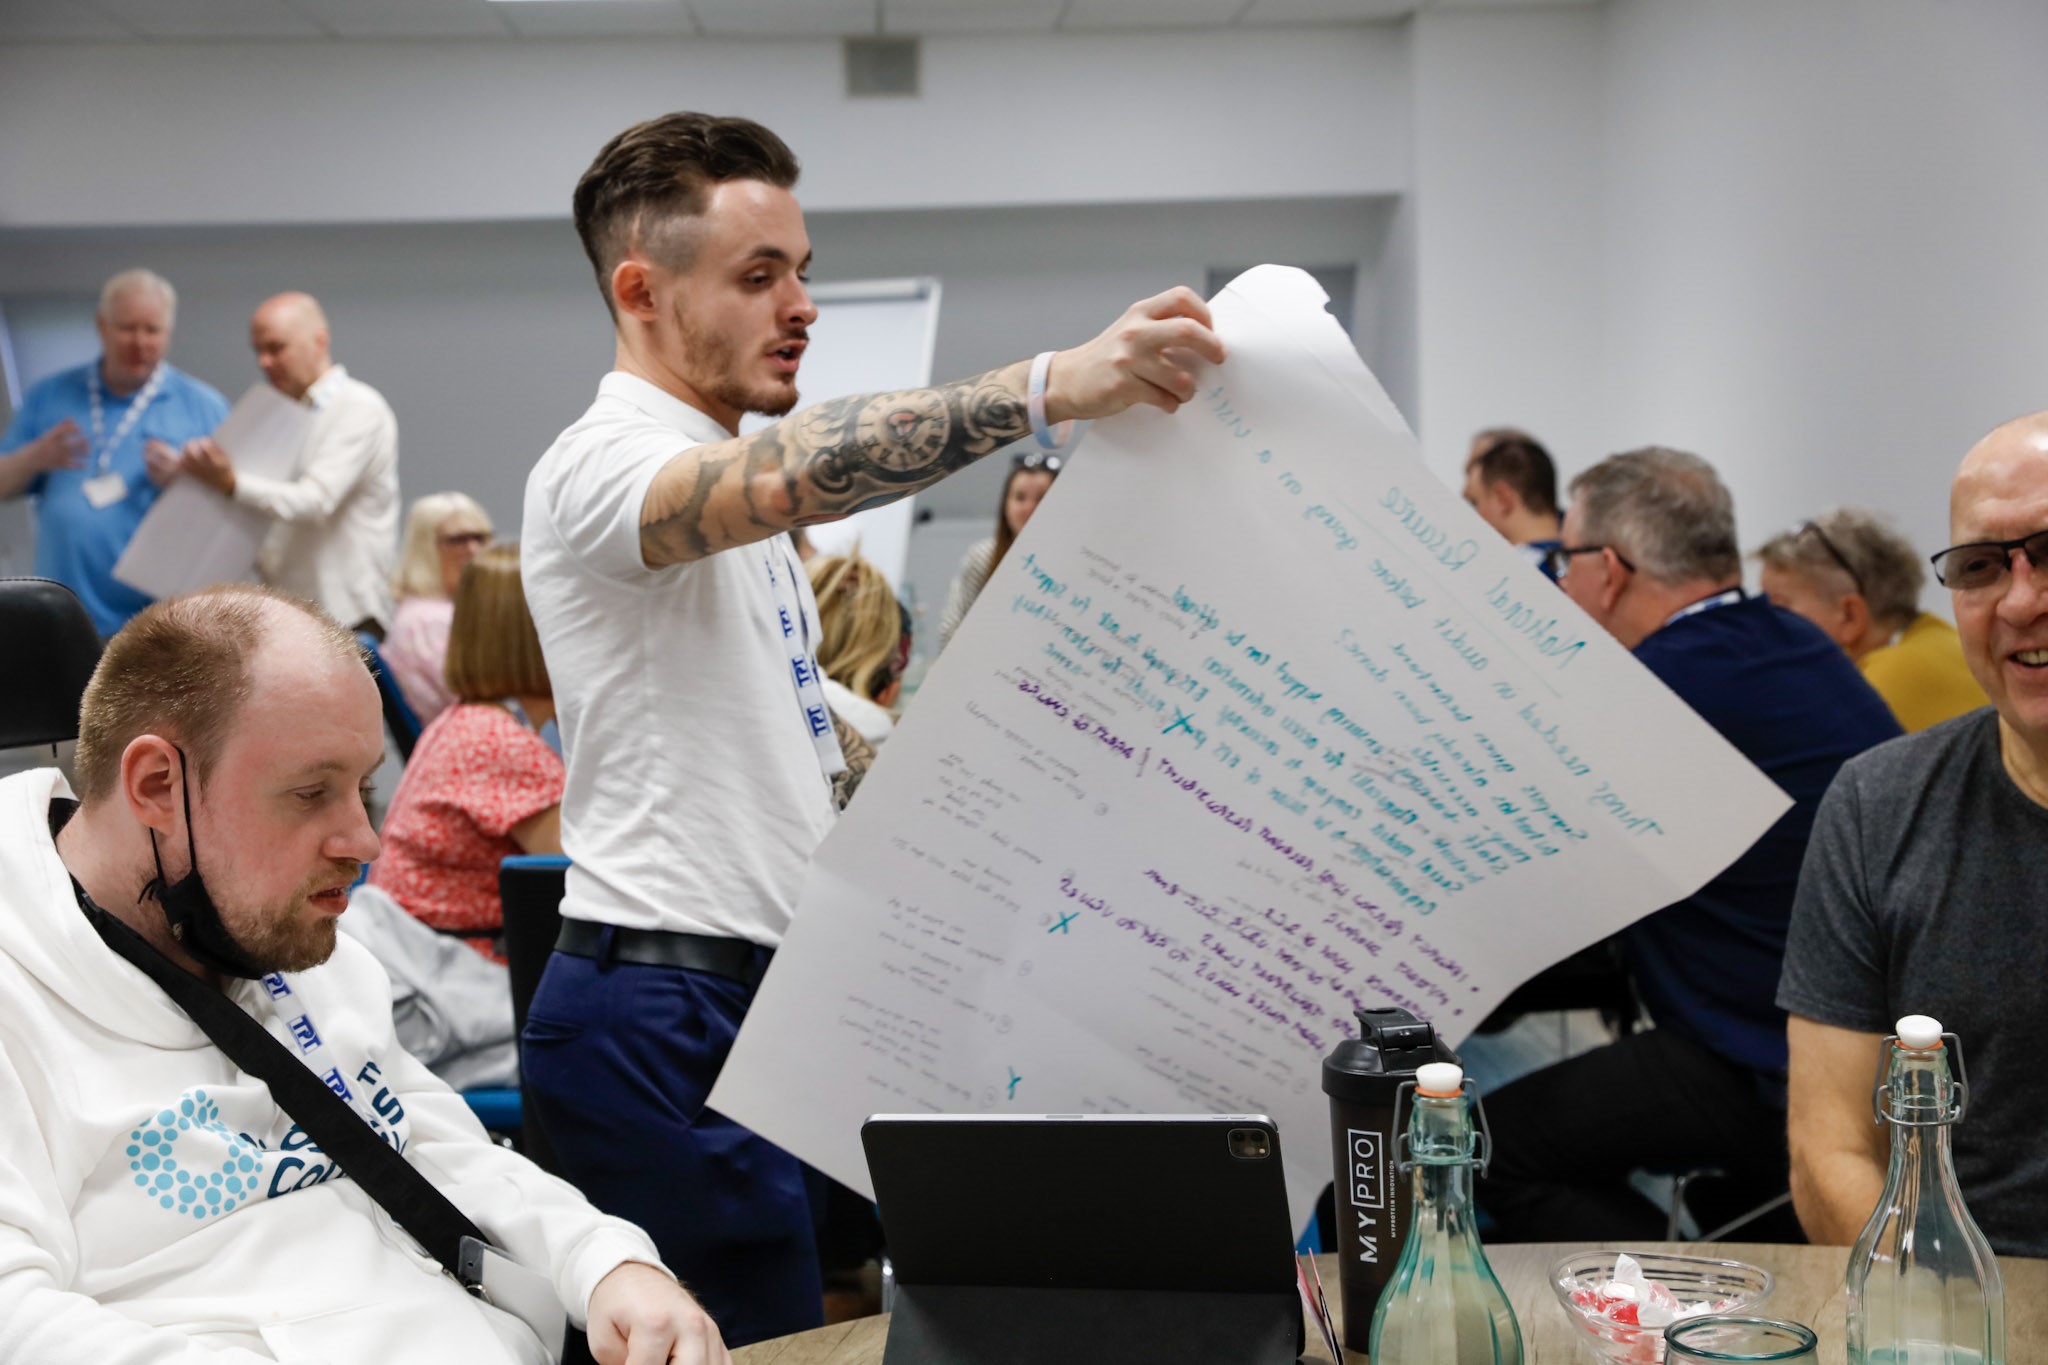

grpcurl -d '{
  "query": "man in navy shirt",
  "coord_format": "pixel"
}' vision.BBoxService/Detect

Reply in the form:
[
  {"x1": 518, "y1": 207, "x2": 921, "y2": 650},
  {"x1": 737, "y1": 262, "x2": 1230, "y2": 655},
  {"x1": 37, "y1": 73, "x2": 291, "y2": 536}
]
[
  {"x1": 0, "y1": 270, "x2": 230, "y2": 636},
  {"x1": 1479, "y1": 447, "x2": 1901, "y2": 1241}
]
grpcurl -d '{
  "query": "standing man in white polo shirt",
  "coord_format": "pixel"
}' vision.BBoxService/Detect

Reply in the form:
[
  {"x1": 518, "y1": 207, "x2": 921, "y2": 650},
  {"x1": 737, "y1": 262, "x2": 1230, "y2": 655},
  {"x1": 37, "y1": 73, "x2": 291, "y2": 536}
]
[
  {"x1": 182, "y1": 293, "x2": 400, "y2": 635},
  {"x1": 520, "y1": 111, "x2": 1224, "y2": 1348}
]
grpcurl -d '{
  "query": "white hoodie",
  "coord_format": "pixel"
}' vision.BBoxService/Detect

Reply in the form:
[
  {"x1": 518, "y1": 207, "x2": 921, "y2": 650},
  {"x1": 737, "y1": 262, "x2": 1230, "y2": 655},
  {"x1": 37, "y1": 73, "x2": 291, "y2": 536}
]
[{"x1": 0, "y1": 769, "x2": 663, "y2": 1364}]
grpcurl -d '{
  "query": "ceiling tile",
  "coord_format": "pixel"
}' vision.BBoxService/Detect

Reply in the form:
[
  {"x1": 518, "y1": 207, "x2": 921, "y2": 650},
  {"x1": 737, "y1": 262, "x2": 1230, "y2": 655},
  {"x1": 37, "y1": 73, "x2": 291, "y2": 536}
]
[
  {"x1": 1428, "y1": 0, "x2": 1601, "y2": 8},
  {"x1": 0, "y1": 0, "x2": 142, "y2": 39},
  {"x1": 883, "y1": 0, "x2": 1062, "y2": 35},
  {"x1": 1061, "y1": 0, "x2": 1244, "y2": 29},
  {"x1": 287, "y1": 0, "x2": 512, "y2": 39},
  {"x1": 494, "y1": 0, "x2": 696, "y2": 38},
  {"x1": 688, "y1": 0, "x2": 875, "y2": 36},
  {"x1": 1239, "y1": 0, "x2": 1415, "y2": 22},
  {"x1": 90, "y1": 0, "x2": 331, "y2": 39}
]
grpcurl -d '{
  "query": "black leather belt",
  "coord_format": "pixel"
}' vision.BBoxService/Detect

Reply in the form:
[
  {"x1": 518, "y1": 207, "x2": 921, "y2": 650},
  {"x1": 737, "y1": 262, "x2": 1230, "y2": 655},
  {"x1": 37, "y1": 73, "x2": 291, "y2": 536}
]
[{"x1": 553, "y1": 919, "x2": 772, "y2": 989}]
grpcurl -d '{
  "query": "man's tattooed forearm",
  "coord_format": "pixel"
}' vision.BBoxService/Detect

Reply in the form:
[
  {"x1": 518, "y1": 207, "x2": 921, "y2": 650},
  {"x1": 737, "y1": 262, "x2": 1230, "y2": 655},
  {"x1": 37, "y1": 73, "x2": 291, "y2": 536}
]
[{"x1": 640, "y1": 362, "x2": 1033, "y2": 564}]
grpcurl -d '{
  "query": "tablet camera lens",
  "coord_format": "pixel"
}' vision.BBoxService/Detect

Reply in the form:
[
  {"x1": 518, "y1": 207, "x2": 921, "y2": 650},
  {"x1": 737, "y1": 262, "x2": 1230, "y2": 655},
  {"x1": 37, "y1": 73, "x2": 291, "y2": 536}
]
[{"x1": 1228, "y1": 1127, "x2": 1272, "y2": 1160}]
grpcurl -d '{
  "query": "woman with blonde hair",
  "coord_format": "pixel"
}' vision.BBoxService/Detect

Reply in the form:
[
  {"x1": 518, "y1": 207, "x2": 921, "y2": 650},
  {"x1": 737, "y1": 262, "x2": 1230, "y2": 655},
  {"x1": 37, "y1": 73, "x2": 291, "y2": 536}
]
[
  {"x1": 807, "y1": 553, "x2": 911, "y2": 747},
  {"x1": 382, "y1": 490, "x2": 493, "y2": 724},
  {"x1": 370, "y1": 543, "x2": 562, "y2": 962}
]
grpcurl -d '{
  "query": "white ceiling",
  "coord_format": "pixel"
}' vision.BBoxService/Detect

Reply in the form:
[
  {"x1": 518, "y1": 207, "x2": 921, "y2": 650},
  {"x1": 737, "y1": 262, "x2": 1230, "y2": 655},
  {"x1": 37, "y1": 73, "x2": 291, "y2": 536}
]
[{"x1": 1, "y1": 0, "x2": 1597, "y2": 43}]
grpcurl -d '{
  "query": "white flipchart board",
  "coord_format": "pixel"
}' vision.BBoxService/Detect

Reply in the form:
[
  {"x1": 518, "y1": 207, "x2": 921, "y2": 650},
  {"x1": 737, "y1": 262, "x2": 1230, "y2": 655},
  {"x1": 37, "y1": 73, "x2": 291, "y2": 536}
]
[{"x1": 740, "y1": 277, "x2": 942, "y2": 588}]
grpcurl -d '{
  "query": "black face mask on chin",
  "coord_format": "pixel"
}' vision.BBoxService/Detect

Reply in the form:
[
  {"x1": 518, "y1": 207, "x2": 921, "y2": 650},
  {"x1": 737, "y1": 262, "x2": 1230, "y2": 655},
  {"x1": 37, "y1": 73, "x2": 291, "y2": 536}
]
[{"x1": 141, "y1": 747, "x2": 269, "y2": 981}]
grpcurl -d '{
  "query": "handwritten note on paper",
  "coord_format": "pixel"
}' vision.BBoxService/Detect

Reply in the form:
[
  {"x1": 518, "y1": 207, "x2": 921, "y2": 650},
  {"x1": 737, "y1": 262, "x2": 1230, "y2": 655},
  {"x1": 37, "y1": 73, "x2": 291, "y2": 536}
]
[{"x1": 708, "y1": 267, "x2": 1791, "y2": 1225}]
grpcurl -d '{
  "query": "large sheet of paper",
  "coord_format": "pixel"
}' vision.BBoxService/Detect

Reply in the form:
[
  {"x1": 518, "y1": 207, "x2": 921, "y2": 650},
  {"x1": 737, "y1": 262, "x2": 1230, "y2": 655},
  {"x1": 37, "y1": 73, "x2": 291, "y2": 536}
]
[
  {"x1": 114, "y1": 384, "x2": 309, "y2": 600},
  {"x1": 710, "y1": 266, "x2": 1792, "y2": 1225}
]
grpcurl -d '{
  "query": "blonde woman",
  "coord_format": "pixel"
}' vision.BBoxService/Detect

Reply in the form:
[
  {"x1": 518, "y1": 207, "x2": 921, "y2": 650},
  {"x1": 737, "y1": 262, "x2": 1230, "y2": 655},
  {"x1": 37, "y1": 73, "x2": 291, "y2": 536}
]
[
  {"x1": 382, "y1": 491, "x2": 493, "y2": 724},
  {"x1": 370, "y1": 544, "x2": 562, "y2": 962},
  {"x1": 807, "y1": 553, "x2": 911, "y2": 747}
]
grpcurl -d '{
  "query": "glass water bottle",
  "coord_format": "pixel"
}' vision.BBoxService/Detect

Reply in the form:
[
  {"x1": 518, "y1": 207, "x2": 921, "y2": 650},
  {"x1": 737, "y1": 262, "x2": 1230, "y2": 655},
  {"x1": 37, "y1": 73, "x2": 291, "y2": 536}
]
[
  {"x1": 1845, "y1": 1015, "x2": 2004, "y2": 1365},
  {"x1": 1368, "y1": 1061, "x2": 1522, "y2": 1365}
]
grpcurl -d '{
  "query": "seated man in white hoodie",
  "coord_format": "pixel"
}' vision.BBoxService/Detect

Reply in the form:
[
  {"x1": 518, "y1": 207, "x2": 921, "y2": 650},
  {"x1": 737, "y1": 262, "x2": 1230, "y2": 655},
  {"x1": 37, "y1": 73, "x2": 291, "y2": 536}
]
[{"x1": 0, "y1": 582, "x2": 726, "y2": 1365}]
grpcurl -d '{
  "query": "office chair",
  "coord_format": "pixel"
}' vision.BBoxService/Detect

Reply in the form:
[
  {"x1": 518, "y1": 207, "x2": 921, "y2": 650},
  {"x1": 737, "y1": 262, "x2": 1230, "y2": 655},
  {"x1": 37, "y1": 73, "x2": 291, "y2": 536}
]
[
  {"x1": 0, "y1": 578, "x2": 102, "y2": 751},
  {"x1": 499, "y1": 853, "x2": 571, "y2": 1175}
]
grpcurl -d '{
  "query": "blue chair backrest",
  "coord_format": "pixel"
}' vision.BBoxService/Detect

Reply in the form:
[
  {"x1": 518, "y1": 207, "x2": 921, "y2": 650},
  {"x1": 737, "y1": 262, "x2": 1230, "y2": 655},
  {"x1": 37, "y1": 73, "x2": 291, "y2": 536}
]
[{"x1": 356, "y1": 632, "x2": 422, "y2": 761}]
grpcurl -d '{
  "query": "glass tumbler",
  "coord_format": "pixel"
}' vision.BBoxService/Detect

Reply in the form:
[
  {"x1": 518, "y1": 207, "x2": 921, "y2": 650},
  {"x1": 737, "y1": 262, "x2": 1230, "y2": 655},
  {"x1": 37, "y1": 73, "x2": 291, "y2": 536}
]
[{"x1": 1665, "y1": 1317, "x2": 1818, "y2": 1364}]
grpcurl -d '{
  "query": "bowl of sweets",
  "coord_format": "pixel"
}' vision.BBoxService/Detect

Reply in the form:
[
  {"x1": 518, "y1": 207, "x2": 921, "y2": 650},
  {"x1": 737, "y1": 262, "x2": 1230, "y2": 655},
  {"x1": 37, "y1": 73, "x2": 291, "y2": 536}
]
[{"x1": 1551, "y1": 1250, "x2": 1773, "y2": 1364}]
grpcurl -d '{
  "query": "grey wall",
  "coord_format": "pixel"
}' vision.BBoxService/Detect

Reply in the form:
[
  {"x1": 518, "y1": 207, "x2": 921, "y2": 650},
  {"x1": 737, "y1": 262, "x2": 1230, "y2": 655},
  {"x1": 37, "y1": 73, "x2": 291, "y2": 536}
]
[{"x1": 0, "y1": 195, "x2": 1393, "y2": 532}]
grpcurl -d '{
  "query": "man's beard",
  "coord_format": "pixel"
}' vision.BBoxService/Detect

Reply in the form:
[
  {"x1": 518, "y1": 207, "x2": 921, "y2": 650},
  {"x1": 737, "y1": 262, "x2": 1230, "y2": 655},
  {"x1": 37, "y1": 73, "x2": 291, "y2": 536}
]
[
  {"x1": 222, "y1": 884, "x2": 345, "y2": 976},
  {"x1": 674, "y1": 304, "x2": 802, "y2": 419}
]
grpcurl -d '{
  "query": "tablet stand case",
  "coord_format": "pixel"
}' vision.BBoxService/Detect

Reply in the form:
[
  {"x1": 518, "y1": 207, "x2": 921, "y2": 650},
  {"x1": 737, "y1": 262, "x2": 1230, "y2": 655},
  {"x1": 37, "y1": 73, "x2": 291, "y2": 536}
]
[{"x1": 864, "y1": 1116, "x2": 1304, "y2": 1365}]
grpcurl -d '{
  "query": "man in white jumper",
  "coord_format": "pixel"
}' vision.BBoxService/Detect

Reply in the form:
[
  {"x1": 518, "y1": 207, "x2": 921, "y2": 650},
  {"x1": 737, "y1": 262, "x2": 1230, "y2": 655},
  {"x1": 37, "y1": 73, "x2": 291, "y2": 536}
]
[
  {"x1": 521, "y1": 110, "x2": 1226, "y2": 1346},
  {"x1": 182, "y1": 293, "x2": 400, "y2": 634},
  {"x1": 0, "y1": 583, "x2": 724, "y2": 1364}
]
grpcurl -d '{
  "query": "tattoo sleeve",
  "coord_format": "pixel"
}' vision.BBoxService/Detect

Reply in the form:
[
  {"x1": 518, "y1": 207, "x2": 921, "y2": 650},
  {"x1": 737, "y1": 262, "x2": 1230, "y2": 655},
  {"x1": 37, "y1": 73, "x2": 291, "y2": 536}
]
[{"x1": 640, "y1": 360, "x2": 1032, "y2": 567}]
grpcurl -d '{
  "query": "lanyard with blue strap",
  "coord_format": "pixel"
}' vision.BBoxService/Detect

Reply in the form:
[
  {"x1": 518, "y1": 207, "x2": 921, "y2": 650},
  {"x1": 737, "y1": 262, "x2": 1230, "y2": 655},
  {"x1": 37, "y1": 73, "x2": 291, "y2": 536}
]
[{"x1": 763, "y1": 534, "x2": 847, "y2": 783}]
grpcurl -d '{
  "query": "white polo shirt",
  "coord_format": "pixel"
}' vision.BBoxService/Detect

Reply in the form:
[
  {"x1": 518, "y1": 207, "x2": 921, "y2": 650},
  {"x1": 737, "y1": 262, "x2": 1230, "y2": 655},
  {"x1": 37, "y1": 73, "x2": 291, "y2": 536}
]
[{"x1": 522, "y1": 372, "x2": 838, "y2": 945}]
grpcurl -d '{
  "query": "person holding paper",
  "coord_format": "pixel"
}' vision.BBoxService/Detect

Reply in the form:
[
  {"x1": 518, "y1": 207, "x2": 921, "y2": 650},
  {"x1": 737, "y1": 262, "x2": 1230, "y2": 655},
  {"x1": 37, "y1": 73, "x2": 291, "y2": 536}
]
[
  {"x1": 0, "y1": 270, "x2": 229, "y2": 637},
  {"x1": 1461, "y1": 428, "x2": 1565, "y2": 581},
  {"x1": 1478, "y1": 447, "x2": 1899, "y2": 1242},
  {"x1": 1778, "y1": 412, "x2": 2048, "y2": 1257},
  {"x1": 519, "y1": 110, "x2": 1225, "y2": 1346},
  {"x1": 0, "y1": 584, "x2": 727, "y2": 1365},
  {"x1": 181, "y1": 293, "x2": 400, "y2": 636}
]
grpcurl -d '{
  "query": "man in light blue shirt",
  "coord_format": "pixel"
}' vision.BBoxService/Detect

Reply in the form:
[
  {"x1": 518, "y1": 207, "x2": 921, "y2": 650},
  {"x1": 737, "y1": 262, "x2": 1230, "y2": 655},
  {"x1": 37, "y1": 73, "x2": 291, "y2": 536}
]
[{"x1": 0, "y1": 270, "x2": 230, "y2": 635}]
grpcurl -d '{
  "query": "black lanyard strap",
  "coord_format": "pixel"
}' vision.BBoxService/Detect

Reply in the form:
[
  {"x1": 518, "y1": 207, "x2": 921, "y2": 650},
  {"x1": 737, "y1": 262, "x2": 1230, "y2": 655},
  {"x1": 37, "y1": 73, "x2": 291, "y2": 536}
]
[{"x1": 81, "y1": 898, "x2": 491, "y2": 1288}]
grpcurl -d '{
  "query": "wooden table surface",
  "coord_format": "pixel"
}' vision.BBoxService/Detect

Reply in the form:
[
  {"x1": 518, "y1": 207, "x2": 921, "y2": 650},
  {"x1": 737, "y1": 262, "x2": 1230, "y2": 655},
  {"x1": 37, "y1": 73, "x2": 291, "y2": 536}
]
[{"x1": 734, "y1": 1241, "x2": 2047, "y2": 1363}]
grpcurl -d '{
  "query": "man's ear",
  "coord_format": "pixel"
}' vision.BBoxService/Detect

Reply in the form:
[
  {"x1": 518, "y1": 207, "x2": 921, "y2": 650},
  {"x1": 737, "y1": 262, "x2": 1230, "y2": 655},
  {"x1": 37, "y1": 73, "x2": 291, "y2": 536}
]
[
  {"x1": 1599, "y1": 548, "x2": 1630, "y2": 616},
  {"x1": 609, "y1": 258, "x2": 660, "y2": 324},
  {"x1": 120, "y1": 736, "x2": 183, "y2": 837},
  {"x1": 1488, "y1": 482, "x2": 1521, "y2": 523}
]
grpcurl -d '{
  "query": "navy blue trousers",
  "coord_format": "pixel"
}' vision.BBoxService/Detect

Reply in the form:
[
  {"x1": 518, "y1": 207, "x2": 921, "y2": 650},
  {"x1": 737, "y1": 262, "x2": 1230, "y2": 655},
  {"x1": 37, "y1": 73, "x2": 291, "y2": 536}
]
[{"x1": 521, "y1": 939, "x2": 823, "y2": 1348}]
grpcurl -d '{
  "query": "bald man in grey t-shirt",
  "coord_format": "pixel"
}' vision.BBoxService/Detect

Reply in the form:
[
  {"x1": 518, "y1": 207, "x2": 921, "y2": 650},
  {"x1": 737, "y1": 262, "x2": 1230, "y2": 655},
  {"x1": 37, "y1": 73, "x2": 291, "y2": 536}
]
[{"x1": 1779, "y1": 410, "x2": 2048, "y2": 1255}]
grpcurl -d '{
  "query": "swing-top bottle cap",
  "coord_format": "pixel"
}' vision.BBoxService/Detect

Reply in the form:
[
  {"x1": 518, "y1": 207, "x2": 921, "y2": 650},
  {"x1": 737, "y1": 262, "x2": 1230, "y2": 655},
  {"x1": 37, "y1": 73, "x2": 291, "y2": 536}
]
[
  {"x1": 1896, "y1": 1015, "x2": 1943, "y2": 1050},
  {"x1": 1416, "y1": 1062, "x2": 1464, "y2": 1097}
]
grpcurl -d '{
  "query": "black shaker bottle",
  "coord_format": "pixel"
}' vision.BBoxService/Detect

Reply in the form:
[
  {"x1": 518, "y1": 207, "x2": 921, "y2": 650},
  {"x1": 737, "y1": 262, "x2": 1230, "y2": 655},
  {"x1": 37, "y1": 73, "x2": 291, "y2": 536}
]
[{"x1": 1321, "y1": 1006, "x2": 1457, "y2": 1353}]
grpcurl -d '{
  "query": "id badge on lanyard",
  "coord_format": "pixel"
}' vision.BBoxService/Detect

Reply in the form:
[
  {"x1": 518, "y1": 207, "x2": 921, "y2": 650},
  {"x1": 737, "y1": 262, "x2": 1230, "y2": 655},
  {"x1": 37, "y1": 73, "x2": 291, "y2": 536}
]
[{"x1": 84, "y1": 363, "x2": 166, "y2": 511}]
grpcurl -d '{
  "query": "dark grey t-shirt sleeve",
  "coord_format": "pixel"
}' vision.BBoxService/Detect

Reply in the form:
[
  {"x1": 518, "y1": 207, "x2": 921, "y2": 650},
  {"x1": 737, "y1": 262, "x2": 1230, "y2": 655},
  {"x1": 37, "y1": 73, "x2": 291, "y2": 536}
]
[{"x1": 1777, "y1": 763, "x2": 1893, "y2": 1033}]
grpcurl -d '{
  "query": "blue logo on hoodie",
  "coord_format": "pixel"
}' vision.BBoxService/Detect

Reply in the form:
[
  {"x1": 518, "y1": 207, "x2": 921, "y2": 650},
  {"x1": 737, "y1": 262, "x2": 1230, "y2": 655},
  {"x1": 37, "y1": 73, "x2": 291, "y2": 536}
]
[{"x1": 127, "y1": 1090, "x2": 266, "y2": 1221}]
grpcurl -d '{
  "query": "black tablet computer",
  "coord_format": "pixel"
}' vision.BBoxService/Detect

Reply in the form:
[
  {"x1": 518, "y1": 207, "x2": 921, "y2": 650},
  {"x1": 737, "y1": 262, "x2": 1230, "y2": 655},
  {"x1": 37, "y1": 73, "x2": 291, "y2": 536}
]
[{"x1": 862, "y1": 1114, "x2": 1302, "y2": 1364}]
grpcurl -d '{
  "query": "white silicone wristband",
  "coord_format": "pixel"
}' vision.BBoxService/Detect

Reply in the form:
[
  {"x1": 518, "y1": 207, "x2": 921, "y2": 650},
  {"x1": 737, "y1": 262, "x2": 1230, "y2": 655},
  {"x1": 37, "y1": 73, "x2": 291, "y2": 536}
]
[{"x1": 1027, "y1": 350, "x2": 1076, "y2": 454}]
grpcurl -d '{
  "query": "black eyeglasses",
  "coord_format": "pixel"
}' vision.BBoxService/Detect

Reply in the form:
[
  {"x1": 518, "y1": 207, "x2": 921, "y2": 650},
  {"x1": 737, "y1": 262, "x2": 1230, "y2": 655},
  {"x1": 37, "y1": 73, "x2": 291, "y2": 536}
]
[
  {"x1": 1544, "y1": 543, "x2": 1637, "y2": 579},
  {"x1": 1013, "y1": 451, "x2": 1062, "y2": 473},
  {"x1": 1930, "y1": 529, "x2": 2048, "y2": 590},
  {"x1": 438, "y1": 531, "x2": 490, "y2": 548},
  {"x1": 1799, "y1": 521, "x2": 1865, "y2": 596}
]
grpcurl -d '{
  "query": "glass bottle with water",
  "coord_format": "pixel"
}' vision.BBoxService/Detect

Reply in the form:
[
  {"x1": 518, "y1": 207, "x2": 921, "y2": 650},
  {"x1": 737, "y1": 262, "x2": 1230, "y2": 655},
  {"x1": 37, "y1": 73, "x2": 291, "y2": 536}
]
[
  {"x1": 1368, "y1": 1062, "x2": 1522, "y2": 1364},
  {"x1": 1846, "y1": 1015, "x2": 2004, "y2": 1365}
]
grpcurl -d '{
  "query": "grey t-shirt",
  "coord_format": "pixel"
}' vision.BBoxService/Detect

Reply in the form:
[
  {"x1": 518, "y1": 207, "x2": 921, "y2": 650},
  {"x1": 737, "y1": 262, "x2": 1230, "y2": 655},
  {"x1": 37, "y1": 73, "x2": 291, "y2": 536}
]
[{"x1": 1778, "y1": 707, "x2": 2048, "y2": 1256}]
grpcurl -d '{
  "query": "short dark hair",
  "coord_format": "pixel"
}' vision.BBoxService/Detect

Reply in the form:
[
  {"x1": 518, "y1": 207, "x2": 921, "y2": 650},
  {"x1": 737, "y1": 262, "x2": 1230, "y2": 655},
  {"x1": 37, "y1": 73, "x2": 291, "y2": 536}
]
[
  {"x1": 572, "y1": 112, "x2": 802, "y2": 316},
  {"x1": 1467, "y1": 434, "x2": 1559, "y2": 518}
]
